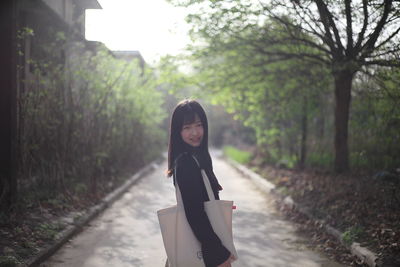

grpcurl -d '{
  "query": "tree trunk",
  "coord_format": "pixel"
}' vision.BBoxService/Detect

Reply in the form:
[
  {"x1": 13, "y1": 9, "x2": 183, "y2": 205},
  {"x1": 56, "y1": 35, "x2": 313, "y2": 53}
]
[
  {"x1": 299, "y1": 95, "x2": 308, "y2": 169},
  {"x1": 0, "y1": 0, "x2": 18, "y2": 211},
  {"x1": 333, "y1": 70, "x2": 354, "y2": 173}
]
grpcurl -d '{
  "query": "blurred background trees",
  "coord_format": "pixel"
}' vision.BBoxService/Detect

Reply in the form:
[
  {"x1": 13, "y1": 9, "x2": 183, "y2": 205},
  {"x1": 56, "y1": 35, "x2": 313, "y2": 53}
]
[
  {"x1": 18, "y1": 37, "x2": 166, "y2": 202},
  {"x1": 2, "y1": 0, "x2": 399, "y2": 212},
  {"x1": 1, "y1": 1, "x2": 399, "y2": 263},
  {"x1": 164, "y1": 0, "x2": 400, "y2": 172},
  {"x1": 1, "y1": 27, "x2": 166, "y2": 212}
]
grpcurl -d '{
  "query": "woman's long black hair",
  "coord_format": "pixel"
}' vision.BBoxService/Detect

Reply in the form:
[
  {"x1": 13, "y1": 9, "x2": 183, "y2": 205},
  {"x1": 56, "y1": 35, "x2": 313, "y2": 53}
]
[{"x1": 167, "y1": 99, "x2": 212, "y2": 177}]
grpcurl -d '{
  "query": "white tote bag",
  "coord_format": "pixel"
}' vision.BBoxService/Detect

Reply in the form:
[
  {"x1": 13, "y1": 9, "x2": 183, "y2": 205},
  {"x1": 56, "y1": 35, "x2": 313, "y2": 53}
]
[{"x1": 157, "y1": 158, "x2": 238, "y2": 267}]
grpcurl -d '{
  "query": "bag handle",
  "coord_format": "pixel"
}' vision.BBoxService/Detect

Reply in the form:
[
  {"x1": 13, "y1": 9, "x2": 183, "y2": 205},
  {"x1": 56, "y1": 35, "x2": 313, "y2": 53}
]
[
  {"x1": 174, "y1": 165, "x2": 184, "y2": 207},
  {"x1": 174, "y1": 154, "x2": 216, "y2": 204},
  {"x1": 191, "y1": 155, "x2": 215, "y2": 201}
]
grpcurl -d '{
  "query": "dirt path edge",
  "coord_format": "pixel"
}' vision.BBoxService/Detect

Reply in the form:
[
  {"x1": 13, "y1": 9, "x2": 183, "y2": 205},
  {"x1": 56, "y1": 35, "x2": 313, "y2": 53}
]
[
  {"x1": 224, "y1": 157, "x2": 380, "y2": 267},
  {"x1": 23, "y1": 157, "x2": 163, "y2": 267}
]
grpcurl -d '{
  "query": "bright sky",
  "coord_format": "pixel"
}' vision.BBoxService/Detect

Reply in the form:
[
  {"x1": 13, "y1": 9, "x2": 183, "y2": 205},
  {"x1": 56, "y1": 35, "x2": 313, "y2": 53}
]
[{"x1": 85, "y1": 0, "x2": 192, "y2": 64}]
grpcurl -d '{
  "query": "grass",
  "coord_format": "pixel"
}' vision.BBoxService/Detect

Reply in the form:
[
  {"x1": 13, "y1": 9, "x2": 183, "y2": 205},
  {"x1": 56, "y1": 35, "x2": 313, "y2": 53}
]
[
  {"x1": 306, "y1": 152, "x2": 334, "y2": 168},
  {"x1": 342, "y1": 226, "x2": 364, "y2": 246},
  {"x1": 0, "y1": 255, "x2": 21, "y2": 267},
  {"x1": 35, "y1": 222, "x2": 62, "y2": 241},
  {"x1": 223, "y1": 145, "x2": 252, "y2": 164}
]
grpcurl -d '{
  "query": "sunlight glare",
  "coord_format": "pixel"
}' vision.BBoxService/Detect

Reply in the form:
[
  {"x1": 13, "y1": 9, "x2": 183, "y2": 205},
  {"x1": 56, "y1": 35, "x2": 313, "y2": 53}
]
[{"x1": 85, "y1": 0, "x2": 191, "y2": 64}]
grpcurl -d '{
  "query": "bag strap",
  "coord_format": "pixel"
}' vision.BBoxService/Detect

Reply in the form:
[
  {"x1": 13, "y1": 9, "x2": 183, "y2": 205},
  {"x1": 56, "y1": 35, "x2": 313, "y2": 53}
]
[
  {"x1": 174, "y1": 164, "x2": 184, "y2": 207},
  {"x1": 191, "y1": 155, "x2": 215, "y2": 201},
  {"x1": 174, "y1": 154, "x2": 216, "y2": 203}
]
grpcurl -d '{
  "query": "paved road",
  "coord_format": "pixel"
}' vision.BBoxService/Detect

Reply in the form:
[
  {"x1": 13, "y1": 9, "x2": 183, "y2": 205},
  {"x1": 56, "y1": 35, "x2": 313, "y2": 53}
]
[{"x1": 42, "y1": 155, "x2": 344, "y2": 267}]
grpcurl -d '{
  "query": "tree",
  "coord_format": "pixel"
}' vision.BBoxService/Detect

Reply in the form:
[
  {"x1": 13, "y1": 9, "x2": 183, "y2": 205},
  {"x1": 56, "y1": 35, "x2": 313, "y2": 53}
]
[
  {"x1": 170, "y1": 0, "x2": 400, "y2": 172},
  {"x1": 0, "y1": 0, "x2": 18, "y2": 211},
  {"x1": 193, "y1": 38, "x2": 330, "y2": 167}
]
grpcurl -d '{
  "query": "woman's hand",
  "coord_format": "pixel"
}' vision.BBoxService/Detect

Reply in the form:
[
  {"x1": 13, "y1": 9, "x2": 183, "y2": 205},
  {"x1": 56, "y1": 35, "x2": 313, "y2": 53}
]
[{"x1": 217, "y1": 255, "x2": 235, "y2": 267}]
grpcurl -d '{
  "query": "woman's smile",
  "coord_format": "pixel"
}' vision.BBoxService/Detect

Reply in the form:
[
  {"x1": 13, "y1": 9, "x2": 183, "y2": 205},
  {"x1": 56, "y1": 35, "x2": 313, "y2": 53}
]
[{"x1": 181, "y1": 115, "x2": 204, "y2": 147}]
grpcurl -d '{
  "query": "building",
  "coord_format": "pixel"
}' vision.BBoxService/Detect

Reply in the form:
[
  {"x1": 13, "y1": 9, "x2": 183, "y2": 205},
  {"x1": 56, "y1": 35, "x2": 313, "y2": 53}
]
[
  {"x1": 0, "y1": 0, "x2": 102, "y2": 210},
  {"x1": 113, "y1": 50, "x2": 146, "y2": 75},
  {"x1": 17, "y1": 0, "x2": 102, "y2": 88}
]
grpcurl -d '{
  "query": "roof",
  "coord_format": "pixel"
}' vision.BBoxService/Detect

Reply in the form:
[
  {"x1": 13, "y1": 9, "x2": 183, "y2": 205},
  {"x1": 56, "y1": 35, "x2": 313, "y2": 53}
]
[
  {"x1": 113, "y1": 50, "x2": 145, "y2": 62},
  {"x1": 76, "y1": 0, "x2": 102, "y2": 9},
  {"x1": 112, "y1": 51, "x2": 142, "y2": 57}
]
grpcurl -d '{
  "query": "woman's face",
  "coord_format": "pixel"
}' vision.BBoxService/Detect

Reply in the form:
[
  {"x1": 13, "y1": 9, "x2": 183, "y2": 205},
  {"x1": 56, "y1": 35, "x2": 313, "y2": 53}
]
[{"x1": 180, "y1": 114, "x2": 204, "y2": 147}]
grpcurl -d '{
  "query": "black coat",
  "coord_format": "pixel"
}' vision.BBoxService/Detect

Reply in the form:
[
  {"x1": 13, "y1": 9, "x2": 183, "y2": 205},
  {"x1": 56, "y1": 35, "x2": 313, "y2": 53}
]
[{"x1": 174, "y1": 152, "x2": 231, "y2": 267}]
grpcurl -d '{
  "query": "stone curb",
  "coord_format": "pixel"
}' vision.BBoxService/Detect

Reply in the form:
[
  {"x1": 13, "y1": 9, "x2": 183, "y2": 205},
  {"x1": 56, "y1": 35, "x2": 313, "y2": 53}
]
[
  {"x1": 24, "y1": 157, "x2": 163, "y2": 267},
  {"x1": 224, "y1": 157, "x2": 380, "y2": 267}
]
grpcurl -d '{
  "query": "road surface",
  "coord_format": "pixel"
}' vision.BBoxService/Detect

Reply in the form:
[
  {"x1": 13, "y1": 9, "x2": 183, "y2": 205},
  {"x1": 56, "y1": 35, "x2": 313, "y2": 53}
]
[{"x1": 42, "y1": 155, "x2": 344, "y2": 267}]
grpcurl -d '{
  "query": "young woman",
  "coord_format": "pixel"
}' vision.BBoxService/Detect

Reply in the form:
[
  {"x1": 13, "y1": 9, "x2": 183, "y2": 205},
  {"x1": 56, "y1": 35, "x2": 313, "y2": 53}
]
[{"x1": 167, "y1": 99, "x2": 234, "y2": 267}]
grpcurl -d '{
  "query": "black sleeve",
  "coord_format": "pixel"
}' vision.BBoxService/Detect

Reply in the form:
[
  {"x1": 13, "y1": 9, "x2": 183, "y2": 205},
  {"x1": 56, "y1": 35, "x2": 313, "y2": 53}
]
[{"x1": 175, "y1": 154, "x2": 230, "y2": 267}]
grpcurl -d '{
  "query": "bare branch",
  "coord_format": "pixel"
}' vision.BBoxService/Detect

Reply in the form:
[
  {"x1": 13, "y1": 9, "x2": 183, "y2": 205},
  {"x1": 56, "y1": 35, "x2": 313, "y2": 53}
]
[
  {"x1": 354, "y1": 0, "x2": 369, "y2": 53},
  {"x1": 255, "y1": 46, "x2": 331, "y2": 65},
  {"x1": 292, "y1": 2, "x2": 325, "y2": 40},
  {"x1": 366, "y1": 47, "x2": 400, "y2": 58},
  {"x1": 363, "y1": 59, "x2": 400, "y2": 67},
  {"x1": 262, "y1": 1, "x2": 332, "y2": 49},
  {"x1": 243, "y1": 56, "x2": 306, "y2": 67},
  {"x1": 317, "y1": 0, "x2": 345, "y2": 53},
  {"x1": 230, "y1": 28, "x2": 332, "y2": 65},
  {"x1": 271, "y1": 10, "x2": 334, "y2": 49},
  {"x1": 301, "y1": 3, "x2": 326, "y2": 35},
  {"x1": 264, "y1": 6, "x2": 335, "y2": 58},
  {"x1": 290, "y1": 37, "x2": 332, "y2": 55},
  {"x1": 386, "y1": 13, "x2": 400, "y2": 24},
  {"x1": 360, "y1": 0, "x2": 393, "y2": 58},
  {"x1": 324, "y1": 6, "x2": 345, "y2": 53},
  {"x1": 374, "y1": 25, "x2": 400, "y2": 52},
  {"x1": 345, "y1": 0, "x2": 354, "y2": 52},
  {"x1": 265, "y1": 16, "x2": 331, "y2": 55},
  {"x1": 314, "y1": 0, "x2": 341, "y2": 55}
]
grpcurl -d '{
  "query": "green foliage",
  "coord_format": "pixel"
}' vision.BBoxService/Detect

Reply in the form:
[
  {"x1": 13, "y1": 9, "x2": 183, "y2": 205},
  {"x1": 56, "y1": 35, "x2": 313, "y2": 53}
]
[
  {"x1": 74, "y1": 183, "x2": 87, "y2": 195},
  {"x1": 180, "y1": 18, "x2": 333, "y2": 168},
  {"x1": 166, "y1": 0, "x2": 400, "y2": 172},
  {"x1": 277, "y1": 186, "x2": 289, "y2": 196},
  {"x1": 276, "y1": 156, "x2": 297, "y2": 169},
  {"x1": 17, "y1": 31, "x2": 166, "y2": 201},
  {"x1": 223, "y1": 146, "x2": 252, "y2": 164},
  {"x1": 0, "y1": 256, "x2": 20, "y2": 267},
  {"x1": 306, "y1": 152, "x2": 334, "y2": 169},
  {"x1": 349, "y1": 69, "x2": 400, "y2": 170},
  {"x1": 342, "y1": 226, "x2": 364, "y2": 246},
  {"x1": 14, "y1": 227, "x2": 23, "y2": 235},
  {"x1": 35, "y1": 223, "x2": 62, "y2": 241}
]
